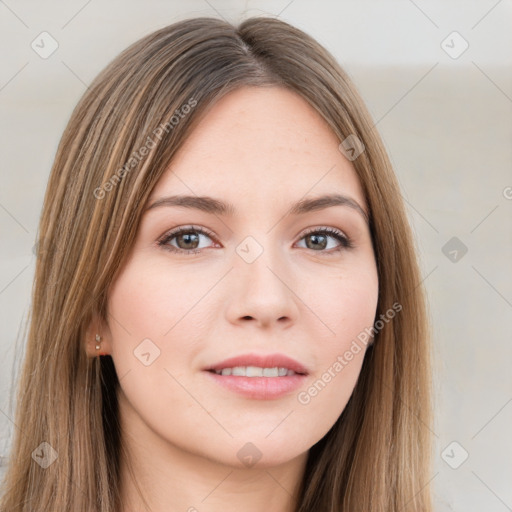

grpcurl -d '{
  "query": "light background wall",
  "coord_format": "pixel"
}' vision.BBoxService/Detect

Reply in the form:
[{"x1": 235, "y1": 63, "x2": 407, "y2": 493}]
[{"x1": 0, "y1": 1, "x2": 511, "y2": 510}]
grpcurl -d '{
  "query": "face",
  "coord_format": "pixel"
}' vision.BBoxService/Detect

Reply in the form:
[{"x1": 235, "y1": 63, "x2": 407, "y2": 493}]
[{"x1": 98, "y1": 86, "x2": 379, "y2": 469}]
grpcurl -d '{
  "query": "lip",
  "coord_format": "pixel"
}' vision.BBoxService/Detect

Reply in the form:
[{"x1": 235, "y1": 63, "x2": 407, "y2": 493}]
[{"x1": 202, "y1": 352, "x2": 309, "y2": 400}]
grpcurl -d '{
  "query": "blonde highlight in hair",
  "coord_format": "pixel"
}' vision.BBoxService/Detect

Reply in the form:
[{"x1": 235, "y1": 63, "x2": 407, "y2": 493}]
[{"x1": 1, "y1": 16, "x2": 432, "y2": 511}]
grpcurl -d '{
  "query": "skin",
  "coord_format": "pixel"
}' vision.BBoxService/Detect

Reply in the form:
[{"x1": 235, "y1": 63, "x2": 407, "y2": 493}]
[{"x1": 87, "y1": 86, "x2": 379, "y2": 512}]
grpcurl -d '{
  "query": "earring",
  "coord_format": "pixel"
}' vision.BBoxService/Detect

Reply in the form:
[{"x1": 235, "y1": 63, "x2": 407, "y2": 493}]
[{"x1": 95, "y1": 334, "x2": 101, "y2": 350}]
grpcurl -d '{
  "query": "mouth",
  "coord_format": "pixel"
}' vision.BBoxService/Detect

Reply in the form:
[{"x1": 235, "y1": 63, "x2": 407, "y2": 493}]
[
  {"x1": 202, "y1": 353, "x2": 309, "y2": 400},
  {"x1": 203, "y1": 352, "x2": 309, "y2": 376},
  {"x1": 207, "y1": 366, "x2": 304, "y2": 377}
]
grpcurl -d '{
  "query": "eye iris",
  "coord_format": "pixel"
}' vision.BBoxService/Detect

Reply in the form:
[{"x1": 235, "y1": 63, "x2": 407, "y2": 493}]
[
  {"x1": 306, "y1": 233, "x2": 327, "y2": 250},
  {"x1": 177, "y1": 231, "x2": 199, "y2": 250}
]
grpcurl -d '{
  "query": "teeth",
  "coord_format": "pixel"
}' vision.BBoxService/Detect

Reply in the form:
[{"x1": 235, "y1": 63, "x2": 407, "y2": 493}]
[
  {"x1": 213, "y1": 366, "x2": 297, "y2": 377},
  {"x1": 263, "y1": 367, "x2": 278, "y2": 377},
  {"x1": 246, "y1": 366, "x2": 263, "y2": 377}
]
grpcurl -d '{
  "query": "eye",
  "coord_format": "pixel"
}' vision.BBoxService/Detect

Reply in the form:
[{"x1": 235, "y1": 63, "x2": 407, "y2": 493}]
[
  {"x1": 157, "y1": 225, "x2": 217, "y2": 255},
  {"x1": 295, "y1": 227, "x2": 353, "y2": 254},
  {"x1": 157, "y1": 225, "x2": 353, "y2": 256}
]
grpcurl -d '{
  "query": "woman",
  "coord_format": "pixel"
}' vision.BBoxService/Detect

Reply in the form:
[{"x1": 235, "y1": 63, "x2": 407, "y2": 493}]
[{"x1": 0, "y1": 15, "x2": 432, "y2": 512}]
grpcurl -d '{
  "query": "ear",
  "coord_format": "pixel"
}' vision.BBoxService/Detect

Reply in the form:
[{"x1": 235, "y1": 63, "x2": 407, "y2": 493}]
[{"x1": 84, "y1": 309, "x2": 113, "y2": 358}]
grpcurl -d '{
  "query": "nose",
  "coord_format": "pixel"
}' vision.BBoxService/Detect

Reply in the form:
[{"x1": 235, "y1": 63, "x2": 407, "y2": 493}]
[{"x1": 224, "y1": 242, "x2": 299, "y2": 330}]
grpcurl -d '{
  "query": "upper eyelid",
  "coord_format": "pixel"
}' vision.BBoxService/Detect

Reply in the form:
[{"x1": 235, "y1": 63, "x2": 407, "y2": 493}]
[{"x1": 300, "y1": 225, "x2": 348, "y2": 238}]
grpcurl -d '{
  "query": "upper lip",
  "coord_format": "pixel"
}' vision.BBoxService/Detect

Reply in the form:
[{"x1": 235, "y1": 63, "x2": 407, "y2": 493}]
[{"x1": 204, "y1": 353, "x2": 309, "y2": 375}]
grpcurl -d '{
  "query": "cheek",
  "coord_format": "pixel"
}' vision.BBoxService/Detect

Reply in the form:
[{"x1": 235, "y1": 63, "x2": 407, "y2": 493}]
[
  {"x1": 105, "y1": 263, "x2": 209, "y2": 435},
  {"x1": 301, "y1": 261, "x2": 379, "y2": 351},
  {"x1": 293, "y1": 263, "x2": 378, "y2": 414},
  {"x1": 105, "y1": 259, "x2": 219, "y2": 393},
  {"x1": 332, "y1": 277, "x2": 379, "y2": 343},
  {"x1": 107, "y1": 261, "x2": 209, "y2": 346}
]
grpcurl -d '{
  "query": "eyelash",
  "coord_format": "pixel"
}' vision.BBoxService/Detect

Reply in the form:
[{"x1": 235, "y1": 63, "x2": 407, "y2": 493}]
[{"x1": 157, "y1": 225, "x2": 354, "y2": 256}]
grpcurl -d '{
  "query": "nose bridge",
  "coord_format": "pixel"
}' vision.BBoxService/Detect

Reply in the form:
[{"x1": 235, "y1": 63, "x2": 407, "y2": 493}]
[
  {"x1": 235, "y1": 232, "x2": 287, "y2": 292},
  {"x1": 226, "y1": 230, "x2": 298, "y2": 325}
]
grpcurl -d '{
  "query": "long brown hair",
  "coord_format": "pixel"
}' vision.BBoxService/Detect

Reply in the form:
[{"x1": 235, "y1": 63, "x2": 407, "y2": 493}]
[{"x1": 0, "y1": 16, "x2": 432, "y2": 511}]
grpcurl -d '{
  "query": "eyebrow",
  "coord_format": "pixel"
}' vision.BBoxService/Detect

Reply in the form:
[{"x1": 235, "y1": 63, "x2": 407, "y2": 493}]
[{"x1": 145, "y1": 193, "x2": 369, "y2": 224}]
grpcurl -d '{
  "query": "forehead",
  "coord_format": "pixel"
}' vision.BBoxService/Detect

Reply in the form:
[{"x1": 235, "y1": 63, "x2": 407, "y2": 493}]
[{"x1": 150, "y1": 86, "x2": 366, "y2": 211}]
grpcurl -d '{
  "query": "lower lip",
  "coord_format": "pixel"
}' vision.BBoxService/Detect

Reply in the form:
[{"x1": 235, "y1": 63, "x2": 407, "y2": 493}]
[{"x1": 203, "y1": 371, "x2": 307, "y2": 400}]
